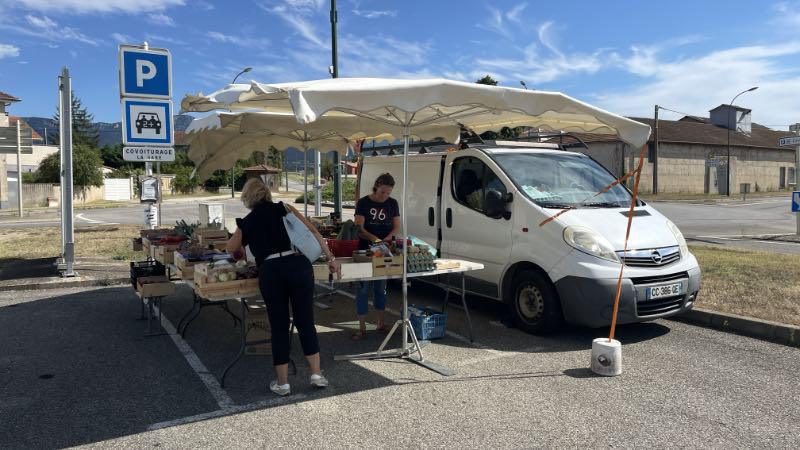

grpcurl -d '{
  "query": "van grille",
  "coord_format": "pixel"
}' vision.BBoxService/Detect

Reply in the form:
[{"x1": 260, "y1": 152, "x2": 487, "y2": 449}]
[
  {"x1": 637, "y1": 297, "x2": 684, "y2": 316},
  {"x1": 631, "y1": 272, "x2": 689, "y2": 285},
  {"x1": 617, "y1": 246, "x2": 680, "y2": 268}
]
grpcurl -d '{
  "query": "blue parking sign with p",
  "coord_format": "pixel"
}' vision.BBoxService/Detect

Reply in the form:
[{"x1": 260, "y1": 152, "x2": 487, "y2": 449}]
[
  {"x1": 793, "y1": 191, "x2": 800, "y2": 212},
  {"x1": 119, "y1": 45, "x2": 171, "y2": 98}
]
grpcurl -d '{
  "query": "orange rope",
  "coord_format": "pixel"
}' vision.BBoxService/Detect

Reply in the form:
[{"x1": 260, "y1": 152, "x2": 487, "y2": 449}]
[
  {"x1": 608, "y1": 145, "x2": 647, "y2": 342},
  {"x1": 538, "y1": 168, "x2": 638, "y2": 227}
]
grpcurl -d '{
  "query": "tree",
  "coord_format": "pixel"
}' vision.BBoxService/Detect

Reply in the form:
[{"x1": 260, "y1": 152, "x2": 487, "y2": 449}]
[
  {"x1": 34, "y1": 144, "x2": 104, "y2": 200},
  {"x1": 475, "y1": 75, "x2": 499, "y2": 86},
  {"x1": 321, "y1": 155, "x2": 335, "y2": 180},
  {"x1": 50, "y1": 92, "x2": 99, "y2": 148},
  {"x1": 100, "y1": 144, "x2": 125, "y2": 169},
  {"x1": 266, "y1": 146, "x2": 282, "y2": 168},
  {"x1": 172, "y1": 166, "x2": 199, "y2": 194}
]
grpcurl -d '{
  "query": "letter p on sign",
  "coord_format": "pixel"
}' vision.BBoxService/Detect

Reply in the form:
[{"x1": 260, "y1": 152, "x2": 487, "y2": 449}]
[
  {"x1": 136, "y1": 59, "x2": 157, "y2": 87},
  {"x1": 119, "y1": 45, "x2": 172, "y2": 99}
]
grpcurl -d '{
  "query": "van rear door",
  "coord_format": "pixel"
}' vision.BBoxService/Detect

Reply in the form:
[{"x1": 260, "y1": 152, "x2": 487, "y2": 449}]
[{"x1": 359, "y1": 155, "x2": 444, "y2": 251}]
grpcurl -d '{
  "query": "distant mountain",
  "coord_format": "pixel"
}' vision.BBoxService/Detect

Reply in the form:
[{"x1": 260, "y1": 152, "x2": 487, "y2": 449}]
[{"x1": 23, "y1": 114, "x2": 196, "y2": 147}]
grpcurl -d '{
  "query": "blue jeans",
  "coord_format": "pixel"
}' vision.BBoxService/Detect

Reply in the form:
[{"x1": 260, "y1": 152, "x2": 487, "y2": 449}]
[{"x1": 355, "y1": 280, "x2": 387, "y2": 316}]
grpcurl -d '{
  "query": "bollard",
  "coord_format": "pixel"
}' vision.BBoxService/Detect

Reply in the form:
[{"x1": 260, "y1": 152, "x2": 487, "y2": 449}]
[{"x1": 590, "y1": 338, "x2": 622, "y2": 376}]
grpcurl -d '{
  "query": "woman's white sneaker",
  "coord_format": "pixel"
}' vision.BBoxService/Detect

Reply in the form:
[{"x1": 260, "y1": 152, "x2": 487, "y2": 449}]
[
  {"x1": 309, "y1": 373, "x2": 329, "y2": 388},
  {"x1": 269, "y1": 380, "x2": 290, "y2": 396}
]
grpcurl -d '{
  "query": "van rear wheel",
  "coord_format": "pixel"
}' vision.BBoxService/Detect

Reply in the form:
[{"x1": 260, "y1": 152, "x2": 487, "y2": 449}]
[{"x1": 510, "y1": 269, "x2": 562, "y2": 334}]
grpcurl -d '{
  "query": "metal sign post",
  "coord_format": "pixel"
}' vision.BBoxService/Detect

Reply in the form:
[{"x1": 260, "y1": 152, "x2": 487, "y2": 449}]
[
  {"x1": 780, "y1": 125, "x2": 800, "y2": 235},
  {"x1": 59, "y1": 67, "x2": 76, "y2": 277},
  {"x1": 16, "y1": 120, "x2": 22, "y2": 217}
]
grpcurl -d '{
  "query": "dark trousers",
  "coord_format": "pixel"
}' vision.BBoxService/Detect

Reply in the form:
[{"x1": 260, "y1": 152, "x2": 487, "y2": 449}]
[{"x1": 259, "y1": 254, "x2": 320, "y2": 366}]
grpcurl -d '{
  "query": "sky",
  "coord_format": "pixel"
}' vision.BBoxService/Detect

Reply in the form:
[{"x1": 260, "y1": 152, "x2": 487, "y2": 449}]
[{"x1": 1, "y1": 0, "x2": 800, "y2": 130}]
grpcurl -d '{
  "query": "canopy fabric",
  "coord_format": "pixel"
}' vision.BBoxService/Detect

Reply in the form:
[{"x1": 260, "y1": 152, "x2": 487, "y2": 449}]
[
  {"x1": 184, "y1": 111, "x2": 460, "y2": 180},
  {"x1": 181, "y1": 78, "x2": 651, "y2": 149}
]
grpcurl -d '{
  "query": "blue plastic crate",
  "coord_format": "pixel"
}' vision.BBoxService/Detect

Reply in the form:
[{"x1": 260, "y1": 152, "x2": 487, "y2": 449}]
[{"x1": 409, "y1": 305, "x2": 447, "y2": 340}]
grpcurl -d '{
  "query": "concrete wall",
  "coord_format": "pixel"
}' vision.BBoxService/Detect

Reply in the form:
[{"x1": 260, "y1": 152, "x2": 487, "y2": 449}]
[
  {"x1": 22, "y1": 183, "x2": 55, "y2": 207},
  {"x1": 585, "y1": 141, "x2": 797, "y2": 194}
]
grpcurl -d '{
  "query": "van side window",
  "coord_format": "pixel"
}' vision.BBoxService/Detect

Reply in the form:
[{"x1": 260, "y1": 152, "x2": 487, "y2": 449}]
[{"x1": 452, "y1": 157, "x2": 507, "y2": 214}]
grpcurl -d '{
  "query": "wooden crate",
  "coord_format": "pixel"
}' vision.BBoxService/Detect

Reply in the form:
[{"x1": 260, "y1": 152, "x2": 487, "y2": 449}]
[
  {"x1": 142, "y1": 237, "x2": 152, "y2": 256},
  {"x1": 153, "y1": 244, "x2": 181, "y2": 264},
  {"x1": 194, "y1": 227, "x2": 228, "y2": 242},
  {"x1": 194, "y1": 278, "x2": 259, "y2": 299},
  {"x1": 174, "y1": 264, "x2": 194, "y2": 281},
  {"x1": 131, "y1": 237, "x2": 143, "y2": 252},
  {"x1": 372, "y1": 255, "x2": 404, "y2": 276},
  {"x1": 136, "y1": 276, "x2": 175, "y2": 297}
]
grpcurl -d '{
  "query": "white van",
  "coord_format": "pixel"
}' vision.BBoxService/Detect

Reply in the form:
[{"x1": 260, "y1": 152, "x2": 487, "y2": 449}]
[{"x1": 359, "y1": 141, "x2": 701, "y2": 334}]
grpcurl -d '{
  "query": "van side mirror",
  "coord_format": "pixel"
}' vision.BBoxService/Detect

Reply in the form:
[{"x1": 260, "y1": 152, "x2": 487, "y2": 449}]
[{"x1": 485, "y1": 190, "x2": 511, "y2": 220}]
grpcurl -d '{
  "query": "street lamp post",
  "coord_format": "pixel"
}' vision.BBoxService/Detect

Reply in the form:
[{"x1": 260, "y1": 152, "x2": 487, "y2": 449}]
[
  {"x1": 725, "y1": 86, "x2": 758, "y2": 196},
  {"x1": 229, "y1": 67, "x2": 253, "y2": 198}
]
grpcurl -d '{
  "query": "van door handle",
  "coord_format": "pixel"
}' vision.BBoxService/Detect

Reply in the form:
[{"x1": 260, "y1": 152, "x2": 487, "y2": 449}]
[
  {"x1": 446, "y1": 208, "x2": 452, "y2": 228},
  {"x1": 428, "y1": 207, "x2": 435, "y2": 226}
]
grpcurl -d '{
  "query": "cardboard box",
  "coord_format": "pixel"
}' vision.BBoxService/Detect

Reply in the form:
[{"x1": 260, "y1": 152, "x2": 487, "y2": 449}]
[
  {"x1": 136, "y1": 276, "x2": 175, "y2": 297},
  {"x1": 313, "y1": 257, "x2": 373, "y2": 281},
  {"x1": 372, "y1": 255, "x2": 404, "y2": 276}
]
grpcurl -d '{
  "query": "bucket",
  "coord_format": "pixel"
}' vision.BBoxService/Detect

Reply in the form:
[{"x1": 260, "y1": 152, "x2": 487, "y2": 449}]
[{"x1": 590, "y1": 338, "x2": 622, "y2": 376}]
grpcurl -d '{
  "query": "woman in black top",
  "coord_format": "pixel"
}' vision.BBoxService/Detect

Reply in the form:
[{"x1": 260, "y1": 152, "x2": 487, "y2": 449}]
[{"x1": 227, "y1": 178, "x2": 339, "y2": 396}]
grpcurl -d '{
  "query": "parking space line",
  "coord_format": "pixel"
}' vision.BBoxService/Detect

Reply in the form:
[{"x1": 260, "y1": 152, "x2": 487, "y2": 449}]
[
  {"x1": 152, "y1": 304, "x2": 236, "y2": 410},
  {"x1": 147, "y1": 394, "x2": 307, "y2": 431}
]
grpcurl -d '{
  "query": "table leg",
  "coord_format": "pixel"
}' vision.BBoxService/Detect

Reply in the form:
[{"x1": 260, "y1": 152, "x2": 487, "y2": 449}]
[
  {"x1": 180, "y1": 300, "x2": 202, "y2": 338},
  {"x1": 461, "y1": 274, "x2": 474, "y2": 342},
  {"x1": 222, "y1": 300, "x2": 242, "y2": 327},
  {"x1": 176, "y1": 292, "x2": 199, "y2": 333},
  {"x1": 221, "y1": 298, "x2": 248, "y2": 388},
  {"x1": 441, "y1": 273, "x2": 452, "y2": 313}
]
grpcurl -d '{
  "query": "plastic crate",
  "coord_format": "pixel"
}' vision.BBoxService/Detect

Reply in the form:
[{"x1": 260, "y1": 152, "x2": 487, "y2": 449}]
[
  {"x1": 326, "y1": 239, "x2": 359, "y2": 258},
  {"x1": 409, "y1": 305, "x2": 448, "y2": 340},
  {"x1": 130, "y1": 260, "x2": 165, "y2": 289}
]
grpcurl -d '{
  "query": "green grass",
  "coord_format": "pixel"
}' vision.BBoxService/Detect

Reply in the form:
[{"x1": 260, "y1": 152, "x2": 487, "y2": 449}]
[
  {"x1": 0, "y1": 225, "x2": 145, "y2": 262},
  {"x1": 690, "y1": 244, "x2": 800, "y2": 326}
]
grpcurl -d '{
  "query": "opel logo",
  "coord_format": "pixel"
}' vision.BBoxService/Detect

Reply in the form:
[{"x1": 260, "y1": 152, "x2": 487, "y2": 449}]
[{"x1": 651, "y1": 250, "x2": 663, "y2": 264}]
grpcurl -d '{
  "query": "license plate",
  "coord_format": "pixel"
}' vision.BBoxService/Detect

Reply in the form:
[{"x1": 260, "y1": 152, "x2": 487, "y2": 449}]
[{"x1": 646, "y1": 282, "x2": 683, "y2": 300}]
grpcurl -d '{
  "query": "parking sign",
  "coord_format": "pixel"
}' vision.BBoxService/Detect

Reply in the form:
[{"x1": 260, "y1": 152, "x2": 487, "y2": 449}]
[
  {"x1": 793, "y1": 191, "x2": 800, "y2": 213},
  {"x1": 119, "y1": 45, "x2": 172, "y2": 98},
  {"x1": 121, "y1": 98, "x2": 174, "y2": 146}
]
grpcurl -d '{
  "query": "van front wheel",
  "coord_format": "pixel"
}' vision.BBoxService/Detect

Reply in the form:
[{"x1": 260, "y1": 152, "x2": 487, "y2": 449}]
[{"x1": 510, "y1": 270, "x2": 562, "y2": 334}]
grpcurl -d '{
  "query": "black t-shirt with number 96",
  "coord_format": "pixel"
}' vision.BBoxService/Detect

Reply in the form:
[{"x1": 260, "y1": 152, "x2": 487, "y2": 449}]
[{"x1": 355, "y1": 195, "x2": 400, "y2": 250}]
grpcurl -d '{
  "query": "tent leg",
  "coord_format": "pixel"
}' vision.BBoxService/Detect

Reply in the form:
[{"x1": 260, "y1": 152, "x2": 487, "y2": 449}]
[{"x1": 303, "y1": 144, "x2": 309, "y2": 217}]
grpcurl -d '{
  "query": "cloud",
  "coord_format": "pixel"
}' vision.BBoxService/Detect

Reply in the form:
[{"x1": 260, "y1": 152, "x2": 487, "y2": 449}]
[
  {"x1": 338, "y1": 34, "x2": 434, "y2": 78},
  {"x1": 506, "y1": 2, "x2": 527, "y2": 23},
  {"x1": 595, "y1": 42, "x2": 800, "y2": 127},
  {"x1": 111, "y1": 32, "x2": 132, "y2": 44},
  {"x1": 0, "y1": 43, "x2": 20, "y2": 59},
  {"x1": 260, "y1": 2, "x2": 326, "y2": 48},
  {"x1": 147, "y1": 13, "x2": 175, "y2": 26},
  {"x1": 13, "y1": 0, "x2": 185, "y2": 14},
  {"x1": 772, "y1": 1, "x2": 800, "y2": 26},
  {"x1": 0, "y1": 15, "x2": 99, "y2": 45},
  {"x1": 144, "y1": 33, "x2": 187, "y2": 46},
  {"x1": 478, "y1": 6, "x2": 512, "y2": 39},
  {"x1": 197, "y1": 0, "x2": 215, "y2": 10},
  {"x1": 353, "y1": 9, "x2": 397, "y2": 19},
  {"x1": 208, "y1": 31, "x2": 270, "y2": 47}
]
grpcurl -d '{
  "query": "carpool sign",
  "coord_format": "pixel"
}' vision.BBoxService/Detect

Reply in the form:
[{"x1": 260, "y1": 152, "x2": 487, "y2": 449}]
[
  {"x1": 793, "y1": 191, "x2": 800, "y2": 213},
  {"x1": 119, "y1": 43, "x2": 174, "y2": 162}
]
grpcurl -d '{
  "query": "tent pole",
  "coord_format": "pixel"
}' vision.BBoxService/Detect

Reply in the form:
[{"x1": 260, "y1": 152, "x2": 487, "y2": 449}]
[
  {"x1": 401, "y1": 128, "x2": 410, "y2": 353},
  {"x1": 303, "y1": 144, "x2": 309, "y2": 217}
]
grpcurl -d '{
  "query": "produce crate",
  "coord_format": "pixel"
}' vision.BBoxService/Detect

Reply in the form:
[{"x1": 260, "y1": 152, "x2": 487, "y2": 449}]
[
  {"x1": 372, "y1": 255, "x2": 404, "y2": 276},
  {"x1": 326, "y1": 239, "x2": 359, "y2": 258},
  {"x1": 194, "y1": 278, "x2": 260, "y2": 299},
  {"x1": 313, "y1": 257, "x2": 373, "y2": 281},
  {"x1": 194, "y1": 227, "x2": 228, "y2": 242},
  {"x1": 173, "y1": 264, "x2": 194, "y2": 281},
  {"x1": 153, "y1": 244, "x2": 181, "y2": 264},
  {"x1": 140, "y1": 228, "x2": 173, "y2": 239},
  {"x1": 131, "y1": 237, "x2": 143, "y2": 252},
  {"x1": 136, "y1": 275, "x2": 175, "y2": 298},
  {"x1": 130, "y1": 260, "x2": 165, "y2": 288},
  {"x1": 409, "y1": 305, "x2": 447, "y2": 340}
]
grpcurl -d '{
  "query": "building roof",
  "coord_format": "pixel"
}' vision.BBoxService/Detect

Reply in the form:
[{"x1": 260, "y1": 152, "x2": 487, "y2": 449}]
[
  {"x1": 569, "y1": 116, "x2": 790, "y2": 151},
  {"x1": 9, "y1": 116, "x2": 43, "y2": 140},
  {"x1": 243, "y1": 164, "x2": 281, "y2": 173},
  {"x1": 630, "y1": 117, "x2": 789, "y2": 150},
  {"x1": 0, "y1": 91, "x2": 20, "y2": 103}
]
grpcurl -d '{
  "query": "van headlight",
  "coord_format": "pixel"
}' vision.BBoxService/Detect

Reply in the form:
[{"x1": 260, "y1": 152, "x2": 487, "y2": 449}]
[
  {"x1": 563, "y1": 226, "x2": 620, "y2": 263},
  {"x1": 666, "y1": 220, "x2": 689, "y2": 257}
]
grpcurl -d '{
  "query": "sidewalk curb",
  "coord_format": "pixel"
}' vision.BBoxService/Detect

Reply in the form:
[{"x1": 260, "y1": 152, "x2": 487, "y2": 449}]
[
  {"x1": 0, "y1": 277, "x2": 130, "y2": 293},
  {"x1": 671, "y1": 307, "x2": 800, "y2": 348}
]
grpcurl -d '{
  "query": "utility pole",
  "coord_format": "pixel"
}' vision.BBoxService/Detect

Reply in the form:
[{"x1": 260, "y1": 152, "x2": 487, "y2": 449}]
[
  {"x1": 793, "y1": 122, "x2": 800, "y2": 235},
  {"x1": 330, "y1": 0, "x2": 342, "y2": 217},
  {"x1": 653, "y1": 105, "x2": 659, "y2": 194},
  {"x1": 15, "y1": 120, "x2": 22, "y2": 217}
]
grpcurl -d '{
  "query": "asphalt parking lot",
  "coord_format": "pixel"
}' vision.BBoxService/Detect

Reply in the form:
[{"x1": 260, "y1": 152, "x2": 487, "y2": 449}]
[{"x1": 1, "y1": 282, "x2": 798, "y2": 448}]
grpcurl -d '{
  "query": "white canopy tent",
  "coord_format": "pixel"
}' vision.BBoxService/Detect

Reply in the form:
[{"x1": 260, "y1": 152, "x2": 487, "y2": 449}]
[{"x1": 181, "y1": 77, "x2": 651, "y2": 375}]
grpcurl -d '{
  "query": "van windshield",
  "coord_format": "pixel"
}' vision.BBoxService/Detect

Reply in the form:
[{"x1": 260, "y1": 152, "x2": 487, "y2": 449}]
[{"x1": 493, "y1": 152, "x2": 632, "y2": 208}]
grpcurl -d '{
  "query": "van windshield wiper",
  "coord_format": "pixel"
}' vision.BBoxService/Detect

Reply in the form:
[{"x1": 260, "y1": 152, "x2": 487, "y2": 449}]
[
  {"x1": 582, "y1": 201, "x2": 625, "y2": 208},
  {"x1": 539, "y1": 202, "x2": 576, "y2": 209}
]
